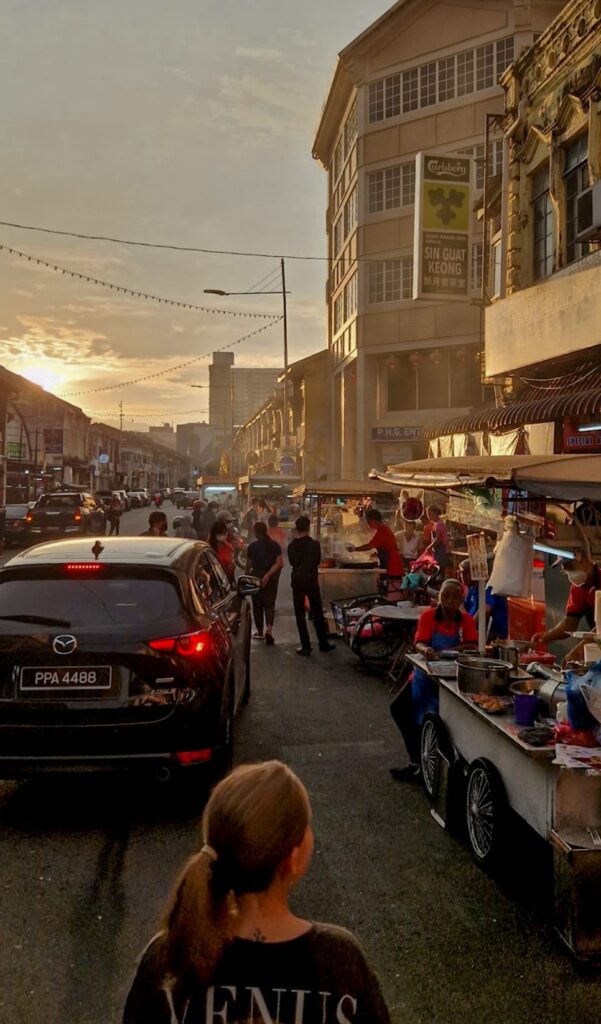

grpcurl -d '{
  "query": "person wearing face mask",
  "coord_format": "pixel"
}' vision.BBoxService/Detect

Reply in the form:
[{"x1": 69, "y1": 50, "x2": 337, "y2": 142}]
[
  {"x1": 209, "y1": 520, "x2": 235, "y2": 582},
  {"x1": 532, "y1": 550, "x2": 601, "y2": 656}
]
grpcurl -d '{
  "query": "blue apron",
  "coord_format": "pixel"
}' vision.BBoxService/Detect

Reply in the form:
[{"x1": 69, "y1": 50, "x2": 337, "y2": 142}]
[{"x1": 412, "y1": 625, "x2": 461, "y2": 727}]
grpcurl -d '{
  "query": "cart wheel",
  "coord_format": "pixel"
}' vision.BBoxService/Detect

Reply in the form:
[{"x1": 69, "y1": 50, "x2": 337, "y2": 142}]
[
  {"x1": 465, "y1": 758, "x2": 507, "y2": 869},
  {"x1": 419, "y1": 714, "x2": 453, "y2": 800}
]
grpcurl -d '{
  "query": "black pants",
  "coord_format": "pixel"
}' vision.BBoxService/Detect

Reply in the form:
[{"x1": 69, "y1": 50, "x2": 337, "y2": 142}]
[
  {"x1": 292, "y1": 585, "x2": 329, "y2": 651},
  {"x1": 251, "y1": 573, "x2": 280, "y2": 633},
  {"x1": 390, "y1": 682, "x2": 420, "y2": 765},
  {"x1": 108, "y1": 517, "x2": 120, "y2": 536}
]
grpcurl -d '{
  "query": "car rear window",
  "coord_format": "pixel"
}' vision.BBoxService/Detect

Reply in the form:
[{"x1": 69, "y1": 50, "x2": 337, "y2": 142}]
[
  {"x1": 6, "y1": 505, "x2": 28, "y2": 515},
  {"x1": 0, "y1": 577, "x2": 182, "y2": 626},
  {"x1": 37, "y1": 494, "x2": 80, "y2": 508}
]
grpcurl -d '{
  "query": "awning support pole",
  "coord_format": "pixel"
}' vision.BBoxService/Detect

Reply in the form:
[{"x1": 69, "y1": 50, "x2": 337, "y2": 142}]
[{"x1": 478, "y1": 579, "x2": 487, "y2": 654}]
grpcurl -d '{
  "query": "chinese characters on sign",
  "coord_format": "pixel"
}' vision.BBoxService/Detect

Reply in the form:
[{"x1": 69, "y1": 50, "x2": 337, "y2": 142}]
[
  {"x1": 466, "y1": 532, "x2": 489, "y2": 581},
  {"x1": 413, "y1": 153, "x2": 472, "y2": 301}
]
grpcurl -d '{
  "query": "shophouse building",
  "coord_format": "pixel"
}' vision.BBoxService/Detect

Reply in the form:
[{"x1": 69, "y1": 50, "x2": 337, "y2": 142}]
[
  {"x1": 476, "y1": 0, "x2": 601, "y2": 456},
  {"x1": 312, "y1": 0, "x2": 564, "y2": 479}
]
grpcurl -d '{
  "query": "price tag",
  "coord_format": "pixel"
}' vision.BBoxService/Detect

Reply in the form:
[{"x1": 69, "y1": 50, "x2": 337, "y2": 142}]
[{"x1": 466, "y1": 532, "x2": 489, "y2": 581}]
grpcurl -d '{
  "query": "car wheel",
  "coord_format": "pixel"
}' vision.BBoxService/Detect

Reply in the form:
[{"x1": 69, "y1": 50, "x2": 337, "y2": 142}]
[{"x1": 465, "y1": 758, "x2": 507, "y2": 870}]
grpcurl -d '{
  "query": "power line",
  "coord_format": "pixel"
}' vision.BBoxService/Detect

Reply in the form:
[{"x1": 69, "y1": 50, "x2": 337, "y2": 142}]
[
  {"x1": 0, "y1": 243, "x2": 278, "y2": 318},
  {"x1": 59, "y1": 316, "x2": 283, "y2": 397},
  {"x1": 0, "y1": 218, "x2": 329, "y2": 261}
]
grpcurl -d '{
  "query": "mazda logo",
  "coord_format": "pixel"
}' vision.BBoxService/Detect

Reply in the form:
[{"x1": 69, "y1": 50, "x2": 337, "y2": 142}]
[{"x1": 53, "y1": 635, "x2": 78, "y2": 656}]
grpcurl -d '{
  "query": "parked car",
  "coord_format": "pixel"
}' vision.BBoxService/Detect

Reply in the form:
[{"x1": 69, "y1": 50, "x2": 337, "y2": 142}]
[
  {"x1": 114, "y1": 490, "x2": 131, "y2": 512},
  {"x1": 176, "y1": 490, "x2": 200, "y2": 509},
  {"x1": 171, "y1": 488, "x2": 185, "y2": 505},
  {"x1": 26, "y1": 492, "x2": 106, "y2": 538},
  {"x1": 0, "y1": 537, "x2": 259, "y2": 782},
  {"x1": 4, "y1": 504, "x2": 33, "y2": 546},
  {"x1": 96, "y1": 490, "x2": 115, "y2": 511},
  {"x1": 126, "y1": 490, "x2": 150, "y2": 508}
]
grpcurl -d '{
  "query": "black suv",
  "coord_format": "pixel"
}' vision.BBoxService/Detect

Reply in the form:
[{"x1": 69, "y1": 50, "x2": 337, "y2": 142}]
[{"x1": 0, "y1": 537, "x2": 259, "y2": 782}]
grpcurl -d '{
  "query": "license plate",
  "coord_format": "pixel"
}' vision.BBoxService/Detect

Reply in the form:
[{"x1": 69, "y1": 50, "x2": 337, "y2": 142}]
[{"x1": 19, "y1": 666, "x2": 112, "y2": 694}]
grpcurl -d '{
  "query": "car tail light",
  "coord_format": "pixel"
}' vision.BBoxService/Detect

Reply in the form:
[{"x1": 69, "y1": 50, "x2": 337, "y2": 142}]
[
  {"x1": 25, "y1": 512, "x2": 33, "y2": 523},
  {"x1": 73, "y1": 511, "x2": 82, "y2": 522},
  {"x1": 175, "y1": 749, "x2": 212, "y2": 765},
  {"x1": 65, "y1": 563, "x2": 103, "y2": 571},
  {"x1": 148, "y1": 630, "x2": 212, "y2": 658}
]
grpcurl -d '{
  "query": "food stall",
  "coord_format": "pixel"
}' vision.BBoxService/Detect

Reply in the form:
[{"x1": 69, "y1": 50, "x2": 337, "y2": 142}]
[
  {"x1": 197, "y1": 475, "x2": 239, "y2": 510},
  {"x1": 237, "y1": 474, "x2": 301, "y2": 522},
  {"x1": 292, "y1": 481, "x2": 397, "y2": 607},
  {"x1": 373, "y1": 453, "x2": 601, "y2": 965}
]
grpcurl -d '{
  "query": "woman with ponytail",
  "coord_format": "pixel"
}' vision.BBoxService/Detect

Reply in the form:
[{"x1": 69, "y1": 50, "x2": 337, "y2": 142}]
[{"x1": 124, "y1": 760, "x2": 390, "y2": 1024}]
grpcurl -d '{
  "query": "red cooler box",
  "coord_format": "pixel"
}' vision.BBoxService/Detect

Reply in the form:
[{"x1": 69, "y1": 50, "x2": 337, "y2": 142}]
[{"x1": 508, "y1": 597, "x2": 546, "y2": 641}]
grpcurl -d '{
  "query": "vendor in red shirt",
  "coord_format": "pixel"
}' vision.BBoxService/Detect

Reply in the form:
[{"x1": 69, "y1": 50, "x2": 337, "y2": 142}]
[
  {"x1": 348, "y1": 509, "x2": 404, "y2": 598},
  {"x1": 390, "y1": 578, "x2": 478, "y2": 781},
  {"x1": 532, "y1": 549, "x2": 601, "y2": 662},
  {"x1": 209, "y1": 520, "x2": 235, "y2": 583},
  {"x1": 347, "y1": 509, "x2": 404, "y2": 598}
]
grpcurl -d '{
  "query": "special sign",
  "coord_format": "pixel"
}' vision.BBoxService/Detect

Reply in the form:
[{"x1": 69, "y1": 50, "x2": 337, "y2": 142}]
[{"x1": 413, "y1": 153, "x2": 472, "y2": 301}]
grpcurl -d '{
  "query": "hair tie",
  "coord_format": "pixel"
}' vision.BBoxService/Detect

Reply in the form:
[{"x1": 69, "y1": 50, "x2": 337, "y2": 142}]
[{"x1": 201, "y1": 844, "x2": 218, "y2": 863}]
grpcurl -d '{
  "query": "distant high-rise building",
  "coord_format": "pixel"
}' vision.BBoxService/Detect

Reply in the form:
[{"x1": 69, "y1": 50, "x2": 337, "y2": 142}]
[
  {"x1": 176, "y1": 421, "x2": 215, "y2": 465},
  {"x1": 209, "y1": 353, "x2": 282, "y2": 443},
  {"x1": 148, "y1": 423, "x2": 176, "y2": 449}
]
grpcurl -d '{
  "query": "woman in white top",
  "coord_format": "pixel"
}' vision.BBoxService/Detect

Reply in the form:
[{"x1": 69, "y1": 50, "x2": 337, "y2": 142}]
[{"x1": 394, "y1": 519, "x2": 424, "y2": 564}]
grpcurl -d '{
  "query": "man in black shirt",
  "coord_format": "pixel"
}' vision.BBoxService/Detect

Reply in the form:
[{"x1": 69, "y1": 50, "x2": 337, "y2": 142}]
[
  {"x1": 288, "y1": 516, "x2": 335, "y2": 656},
  {"x1": 246, "y1": 522, "x2": 283, "y2": 645}
]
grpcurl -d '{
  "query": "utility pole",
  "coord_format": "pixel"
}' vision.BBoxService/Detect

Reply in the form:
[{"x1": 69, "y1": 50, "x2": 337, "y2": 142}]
[
  {"x1": 119, "y1": 401, "x2": 124, "y2": 432},
  {"x1": 281, "y1": 258, "x2": 289, "y2": 448}
]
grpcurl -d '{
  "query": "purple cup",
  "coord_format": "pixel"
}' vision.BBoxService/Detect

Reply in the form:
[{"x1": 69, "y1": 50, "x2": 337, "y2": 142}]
[{"x1": 513, "y1": 692, "x2": 538, "y2": 727}]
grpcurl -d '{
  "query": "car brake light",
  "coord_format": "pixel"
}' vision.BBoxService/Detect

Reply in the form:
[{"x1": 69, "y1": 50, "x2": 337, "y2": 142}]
[
  {"x1": 25, "y1": 513, "x2": 33, "y2": 523},
  {"x1": 148, "y1": 630, "x2": 212, "y2": 657},
  {"x1": 73, "y1": 512, "x2": 82, "y2": 522},
  {"x1": 65, "y1": 563, "x2": 103, "y2": 571},
  {"x1": 175, "y1": 749, "x2": 212, "y2": 765}
]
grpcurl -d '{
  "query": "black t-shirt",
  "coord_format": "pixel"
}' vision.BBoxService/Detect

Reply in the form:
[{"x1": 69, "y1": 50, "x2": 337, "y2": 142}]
[
  {"x1": 288, "y1": 536, "x2": 322, "y2": 590},
  {"x1": 247, "y1": 538, "x2": 282, "y2": 577},
  {"x1": 123, "y1": 924, "x2": 391, "y2": 1024}
]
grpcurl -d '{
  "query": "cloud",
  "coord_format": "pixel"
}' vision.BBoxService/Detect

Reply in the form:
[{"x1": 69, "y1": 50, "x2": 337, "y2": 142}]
[{"x1": 235, "y1": 47, "x2": 283, "y2": 63}]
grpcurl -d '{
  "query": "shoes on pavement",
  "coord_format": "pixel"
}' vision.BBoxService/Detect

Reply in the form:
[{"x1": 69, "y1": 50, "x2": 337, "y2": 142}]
[
  {"x1": 264, "y1": 633, "x2": 275, "y2": 646},
  {"x1": 319, "y1": 643, "x2": 336, "y2": 652},
  {"x1": 389, "y1": 764, "x2": 421, "y2": 782},
  {"x1": 252, "y1": 632, "x2": 264, "y2": 640},
  {"x1": 296, "y1": 647, "x2": 312, "y2": 656}
]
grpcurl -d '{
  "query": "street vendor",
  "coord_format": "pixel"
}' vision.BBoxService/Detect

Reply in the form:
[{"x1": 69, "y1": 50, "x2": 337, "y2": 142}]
[
  {"x1": 532, "y1": 549, "x2": 601, "y2": 661},
  {"x1": 389, "y1": 579, "x2": 478, "y2": 781},
  {"x1": 347, "y1": 508, "x2": 404, "y2": 593}
]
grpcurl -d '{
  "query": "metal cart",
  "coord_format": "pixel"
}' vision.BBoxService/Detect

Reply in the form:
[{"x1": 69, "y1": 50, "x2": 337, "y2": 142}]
[{"x1": 406, "y1": 654, "x2": 601, "y2": 966}]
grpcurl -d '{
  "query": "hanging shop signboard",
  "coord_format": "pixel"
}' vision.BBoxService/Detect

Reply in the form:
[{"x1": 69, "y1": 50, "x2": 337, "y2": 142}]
[
  {"x1": 43, "y1": 428, "x2": 64, "y2": 455},
  {"x1": 563, "y1": 422, "x2": 601, "y2": 454},
  {"x1": 413, "y1": 152, "x2": 472, "y2": 301}
]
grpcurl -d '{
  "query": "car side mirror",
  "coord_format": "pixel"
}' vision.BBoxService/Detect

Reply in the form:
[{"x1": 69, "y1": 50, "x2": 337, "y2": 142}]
[{"x1": 237, "y1": 574, "x2": 262, "y2": 597}]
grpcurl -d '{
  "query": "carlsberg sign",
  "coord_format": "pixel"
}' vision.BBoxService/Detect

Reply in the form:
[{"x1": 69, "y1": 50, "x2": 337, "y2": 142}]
[{"x1": 413, "y1": 152, "x2": 472, "y2": 301}]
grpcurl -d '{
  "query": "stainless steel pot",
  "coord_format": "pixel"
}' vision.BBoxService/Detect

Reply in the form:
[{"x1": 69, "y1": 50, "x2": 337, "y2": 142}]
[
  {"x1": 457, "y1": 656, "x2": 513, "y2": 695},
  {"x1": 538, "y1": 676, "x2": 567, "y2": 716},
  {"x1": 492, "y1": 640, "x2": 532, "y2": 671}
]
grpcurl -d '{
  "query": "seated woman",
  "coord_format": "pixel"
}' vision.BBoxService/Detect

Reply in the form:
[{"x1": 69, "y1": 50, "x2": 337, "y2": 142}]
[{"x1": 389, "y1": 578, "x2": 478, "y2": 781}]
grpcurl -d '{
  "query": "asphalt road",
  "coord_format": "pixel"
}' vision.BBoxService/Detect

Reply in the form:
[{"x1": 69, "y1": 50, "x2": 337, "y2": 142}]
[{"x1": 0, "y1": 505, "x2": 600, "y2": 1023}]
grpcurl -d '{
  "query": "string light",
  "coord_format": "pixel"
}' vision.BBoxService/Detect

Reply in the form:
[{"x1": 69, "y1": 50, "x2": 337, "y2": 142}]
[
  {"x1": 0, "y1": 243, "x2": 278, "y2": 318},
  {"x1": 59, "y1": 317, "x2": 283, "y2": 397}
]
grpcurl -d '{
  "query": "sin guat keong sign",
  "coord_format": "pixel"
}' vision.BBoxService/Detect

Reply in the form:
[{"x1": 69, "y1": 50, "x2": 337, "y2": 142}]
[{"x1": 413, "y1": 153, "x2": 473, "y2": 301}]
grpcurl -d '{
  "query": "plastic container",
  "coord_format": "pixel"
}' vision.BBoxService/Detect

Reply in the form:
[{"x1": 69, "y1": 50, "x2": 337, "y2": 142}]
[
  {"x1": 513, "y1": 691, "x2": 539, "y2": 727},
  {"x1": 508, "y1": 597, "x2": 546, "y2": 642}
]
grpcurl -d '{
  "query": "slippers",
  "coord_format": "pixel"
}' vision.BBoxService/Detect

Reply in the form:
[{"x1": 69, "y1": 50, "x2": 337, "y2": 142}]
[{"x1": 252, "y1": 632, "x2": 264, "y2": 639}]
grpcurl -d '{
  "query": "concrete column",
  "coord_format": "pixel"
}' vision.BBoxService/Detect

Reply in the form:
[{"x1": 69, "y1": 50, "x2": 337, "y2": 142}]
[{"x1": 341, "y1": 365, "x2": 357, "y2": 480}]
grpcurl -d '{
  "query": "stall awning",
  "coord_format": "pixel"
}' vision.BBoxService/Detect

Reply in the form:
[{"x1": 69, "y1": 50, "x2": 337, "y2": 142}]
[
  {"x1": 293, "y1": 480, "x2": 396, "y2": 498},
  {"x1": 371, "y1": 454, "x2": 601, "y2": 501},
  {"x1": 422, "y1": 365, "x2": 601, "y2": 439}
]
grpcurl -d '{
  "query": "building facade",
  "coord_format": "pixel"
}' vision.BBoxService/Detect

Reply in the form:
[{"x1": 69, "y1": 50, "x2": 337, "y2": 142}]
[
  {"x1": 231, "y1": 351, "x2": 329, "y2": 480},
  {"x1": 313, "y1": 0, "x2": 564, "y2": 479},
  {"x1": 479, "y1": 0, "x2": 601, "y2": 453}
]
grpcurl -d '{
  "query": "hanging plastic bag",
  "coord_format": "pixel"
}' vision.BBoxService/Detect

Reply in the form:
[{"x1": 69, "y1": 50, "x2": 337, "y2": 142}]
[
  {"x1": 577, "y1": 658, "x2": 601, "y2": 726},
  {"x1": 488, "y1": 521, "x2": 533, "y2": 597},
  {"x1": 565, "y1": 667, "x2": 599, "y2": 731}
]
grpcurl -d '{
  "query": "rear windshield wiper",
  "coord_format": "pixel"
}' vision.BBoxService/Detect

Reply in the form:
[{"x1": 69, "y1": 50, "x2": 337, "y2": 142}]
[{"x1": 0, "y1": 615, "x2": 72, "y2": 627}]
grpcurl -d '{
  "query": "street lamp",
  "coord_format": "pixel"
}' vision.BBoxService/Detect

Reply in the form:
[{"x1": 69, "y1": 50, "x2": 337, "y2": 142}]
[{"x1": 204, "y1": 259, "x2": 291, "y2": 448}]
